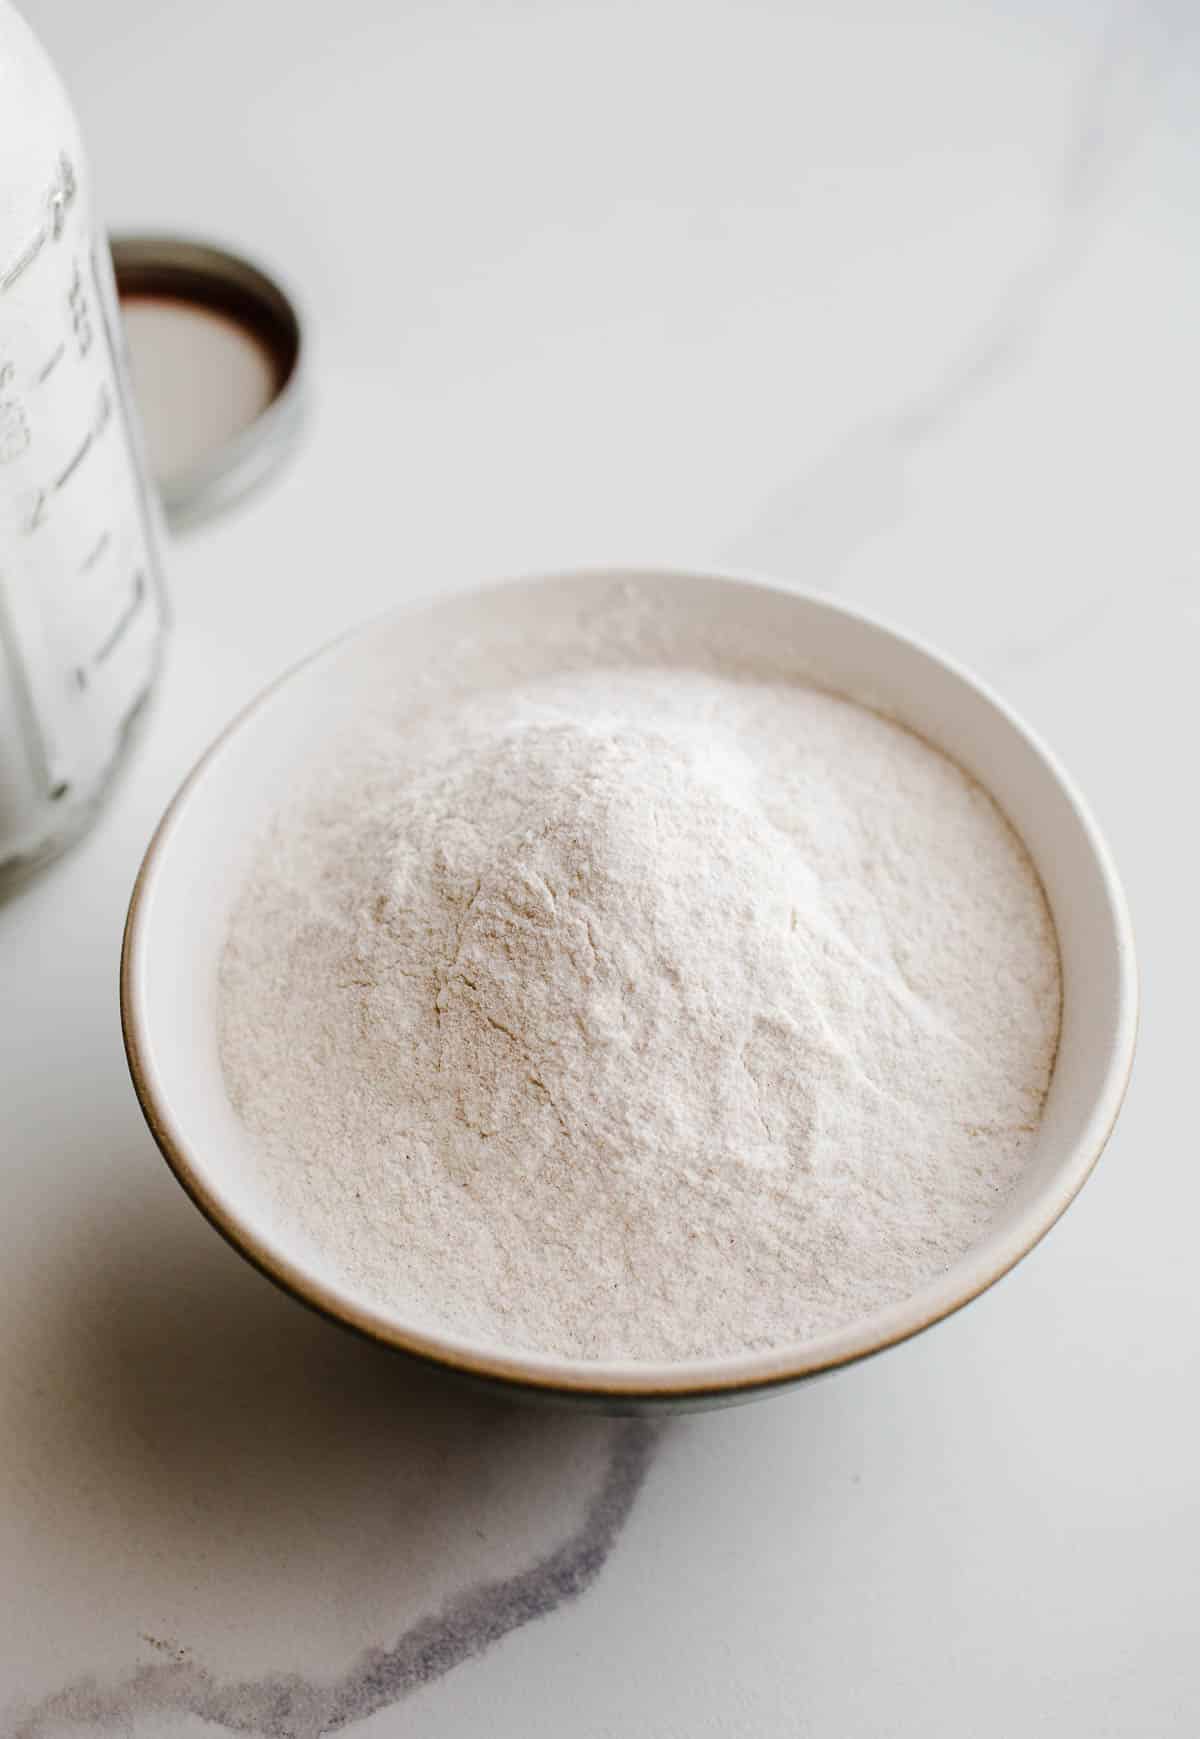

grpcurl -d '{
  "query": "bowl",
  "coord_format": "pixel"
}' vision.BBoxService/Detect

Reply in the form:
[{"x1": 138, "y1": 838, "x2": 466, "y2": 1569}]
[{"x1": 120, "y1": 568, "x2": 1137, "y2": 1411}]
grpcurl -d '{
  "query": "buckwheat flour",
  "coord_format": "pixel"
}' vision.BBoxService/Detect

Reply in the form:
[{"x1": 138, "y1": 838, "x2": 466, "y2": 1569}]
[{"x1": 218, "y1": 664, "x2": 1060, "y2": 1362}]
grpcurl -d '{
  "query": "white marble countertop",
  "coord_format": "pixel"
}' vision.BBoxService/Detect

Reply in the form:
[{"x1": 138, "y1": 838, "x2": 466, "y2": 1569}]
[{"x1": 3, "y1": 0, "x2": 1197, "y2": 1733}]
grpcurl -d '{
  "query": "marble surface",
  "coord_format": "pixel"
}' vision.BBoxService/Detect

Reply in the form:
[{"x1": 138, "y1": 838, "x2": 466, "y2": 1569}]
[{"x1": 2, "y1": 0, "x2": 1197, "y2": 1732}]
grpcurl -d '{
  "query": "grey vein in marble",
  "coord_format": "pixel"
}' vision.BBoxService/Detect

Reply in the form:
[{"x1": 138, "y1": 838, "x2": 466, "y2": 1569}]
[
  {"x1": 12, "y1": 1419, "x2": 658, "y2": 1739},
  {"x1": 725, "y1": 0, "x2": 1182, "y2": 580}
]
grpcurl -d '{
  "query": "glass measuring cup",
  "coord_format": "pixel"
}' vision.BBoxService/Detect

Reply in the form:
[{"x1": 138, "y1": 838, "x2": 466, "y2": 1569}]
[{"x1": 0, "y1": 0, "x2": 167, "y2": 895}]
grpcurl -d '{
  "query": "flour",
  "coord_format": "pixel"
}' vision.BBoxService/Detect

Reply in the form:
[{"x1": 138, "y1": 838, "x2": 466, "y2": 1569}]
[{"x1": 218, "y1": 663, "x2": 1061, "y2": 1362}]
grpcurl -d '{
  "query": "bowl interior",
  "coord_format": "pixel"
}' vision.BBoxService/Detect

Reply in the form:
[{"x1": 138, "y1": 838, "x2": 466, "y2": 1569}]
[{"x1": 123, "y1": 569, "x2": 1136, "y2": 1400}]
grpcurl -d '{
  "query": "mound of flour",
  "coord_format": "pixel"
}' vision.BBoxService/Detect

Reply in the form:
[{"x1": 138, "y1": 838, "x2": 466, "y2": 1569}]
[{"x1": 218, "y1": 666, "x2": 1060, "y2": 1361}]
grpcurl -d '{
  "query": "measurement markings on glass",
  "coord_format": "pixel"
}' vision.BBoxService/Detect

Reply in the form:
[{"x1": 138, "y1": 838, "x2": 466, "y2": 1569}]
[
  {"x1": 0, "y1": 364, "x2": 31, "y2": 463},
  {"x1": 76, "y1": 570, "x2": 147, "y2": 687},
  {"x1": 79, "y1": 529, "x2": 110, "y2": 573},
  {"x1": 68, "y1": 262, "x2": 92, "y2": 356},
  {"x1": 89, "y1": 242, "x2": 165, "y2": 601},
  {"x1": 0, "y1": 226, "x2": 48, "y2": 295},
  {"x1": 53, "y1": 384, "x2": 111, "y2": 491},
  {"x1": 36, "y1": 340, "x2": 65, "y2": 384},
  {"x1": 0, "y1": 154, "x2": 75, "y2": 295}
]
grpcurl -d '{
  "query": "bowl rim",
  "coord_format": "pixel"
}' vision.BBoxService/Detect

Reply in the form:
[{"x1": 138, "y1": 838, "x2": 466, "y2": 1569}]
[{"x1": 120, "y1": 564, "x2": 1139, "y2": 1402}]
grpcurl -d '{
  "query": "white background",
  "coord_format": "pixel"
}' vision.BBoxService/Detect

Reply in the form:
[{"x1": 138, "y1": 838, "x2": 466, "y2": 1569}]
[{"x1": 3, "y1": 0, "x2": 1198, "y2": 1733}]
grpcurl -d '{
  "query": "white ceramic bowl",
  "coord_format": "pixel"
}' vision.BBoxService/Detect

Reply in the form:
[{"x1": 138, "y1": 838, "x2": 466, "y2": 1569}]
[{"x1": 121, "y1": 569, "x2": 1137, "y2": 1409}]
